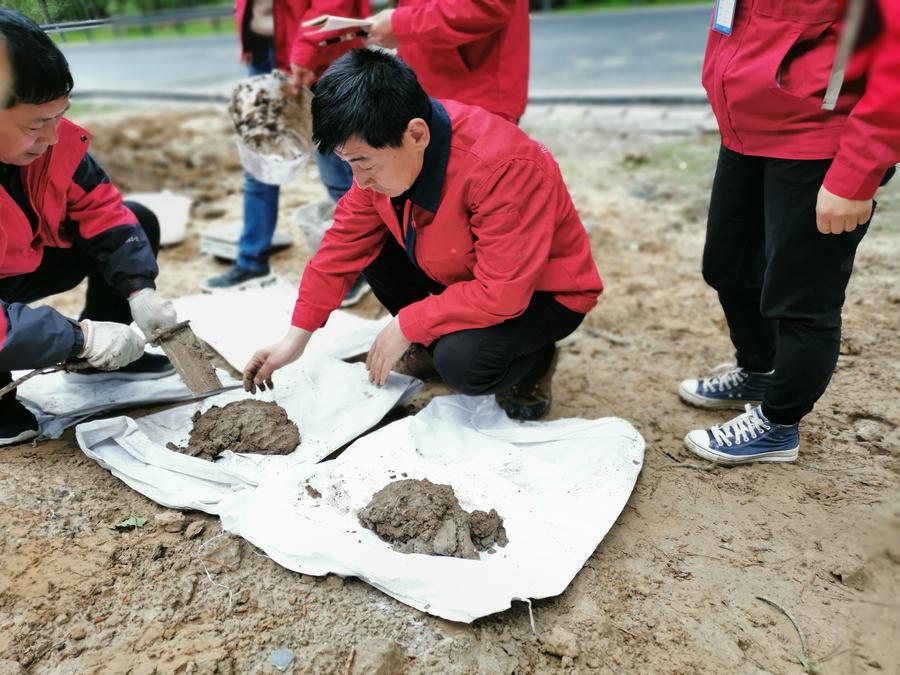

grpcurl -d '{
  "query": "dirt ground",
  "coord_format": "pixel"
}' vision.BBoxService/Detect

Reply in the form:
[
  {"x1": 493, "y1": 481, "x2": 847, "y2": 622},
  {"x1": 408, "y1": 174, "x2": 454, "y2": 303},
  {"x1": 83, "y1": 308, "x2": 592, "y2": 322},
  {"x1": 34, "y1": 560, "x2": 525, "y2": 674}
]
[{"x1": 0, "y1": 103, "x2": 898, "y2": 675}]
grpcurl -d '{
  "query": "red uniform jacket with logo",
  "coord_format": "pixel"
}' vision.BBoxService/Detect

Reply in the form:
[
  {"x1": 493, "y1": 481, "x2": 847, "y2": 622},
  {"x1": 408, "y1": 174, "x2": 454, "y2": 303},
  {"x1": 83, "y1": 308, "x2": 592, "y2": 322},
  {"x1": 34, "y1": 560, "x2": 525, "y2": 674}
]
[
  {"x1": 393, "y1": 0, "x2": 530, "y2": 123},
  {"x1": 702, "y1": 0, "x2": 900, "y2": 199},
  {"x1": 292, "y1": 99, "x2": 602, "y2": 347}
]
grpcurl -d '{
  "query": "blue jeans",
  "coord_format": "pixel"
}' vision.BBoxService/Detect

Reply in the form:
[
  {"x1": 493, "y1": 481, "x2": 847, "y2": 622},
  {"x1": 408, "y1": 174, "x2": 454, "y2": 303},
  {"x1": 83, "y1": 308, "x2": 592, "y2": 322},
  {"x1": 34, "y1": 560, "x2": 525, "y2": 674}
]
[{"x1": 237, "y1": 45, "x2": 280, "y2": 273}]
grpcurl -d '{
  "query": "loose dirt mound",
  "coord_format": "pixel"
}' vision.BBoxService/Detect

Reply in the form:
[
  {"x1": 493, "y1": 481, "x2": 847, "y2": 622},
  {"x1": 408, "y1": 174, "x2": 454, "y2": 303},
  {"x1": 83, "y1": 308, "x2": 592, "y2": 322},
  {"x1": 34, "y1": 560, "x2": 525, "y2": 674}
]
[
  {"x1": 167, "y1": 399, "x2": 300, "y2": 460},
  {"x1": 359, "y1": 479, "x2": 508, "y2": 559}
]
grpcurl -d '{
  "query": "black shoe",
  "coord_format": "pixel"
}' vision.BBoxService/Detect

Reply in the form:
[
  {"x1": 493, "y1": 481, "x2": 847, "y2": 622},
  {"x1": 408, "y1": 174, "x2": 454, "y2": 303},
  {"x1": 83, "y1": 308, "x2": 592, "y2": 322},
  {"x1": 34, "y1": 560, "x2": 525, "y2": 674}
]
[
  {"x1": 496, "y1": 349, "x2": 558, "y2": 421},
  {"x1": 201, "y1": 264, "x2": 276, "y2": 292},
  {"x1": 66, "y1": 352, "x2": 176, "y2": 382},
  {"x1": 0, "y1": 396, "x2": 40, "y2": 446},
  {"x1": 340, "y1": 276, "x2": 371, "y2": 308}
]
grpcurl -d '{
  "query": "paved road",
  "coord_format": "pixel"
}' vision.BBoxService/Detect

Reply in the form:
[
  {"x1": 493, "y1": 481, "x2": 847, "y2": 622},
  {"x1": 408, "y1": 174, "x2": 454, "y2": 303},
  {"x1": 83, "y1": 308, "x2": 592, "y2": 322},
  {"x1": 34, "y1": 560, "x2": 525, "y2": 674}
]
[{"x1": 61, "y1": 4, "x2": 710, "y2": 97}]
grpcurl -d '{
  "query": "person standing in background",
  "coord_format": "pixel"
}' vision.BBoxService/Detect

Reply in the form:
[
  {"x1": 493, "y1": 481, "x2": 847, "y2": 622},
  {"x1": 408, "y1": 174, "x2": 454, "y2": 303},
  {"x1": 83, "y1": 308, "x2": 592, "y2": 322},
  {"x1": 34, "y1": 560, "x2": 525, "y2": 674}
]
[
  {"x1": 365, "y1": 0, "x2": 529, "y2": 124},
  {"x1": 205, "y1": 0, "x2": 371, "y2": 308},
  {"x1": 679, "y1": 0, "x2": 900, "y2": 464}
]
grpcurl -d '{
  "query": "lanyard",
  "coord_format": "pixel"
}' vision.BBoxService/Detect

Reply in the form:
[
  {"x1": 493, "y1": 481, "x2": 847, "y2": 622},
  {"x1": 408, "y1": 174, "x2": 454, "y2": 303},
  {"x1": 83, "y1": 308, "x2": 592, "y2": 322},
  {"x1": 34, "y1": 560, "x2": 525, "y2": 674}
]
[{"x1": 401, "y1": 200, "x2": 418, "y2": 268}]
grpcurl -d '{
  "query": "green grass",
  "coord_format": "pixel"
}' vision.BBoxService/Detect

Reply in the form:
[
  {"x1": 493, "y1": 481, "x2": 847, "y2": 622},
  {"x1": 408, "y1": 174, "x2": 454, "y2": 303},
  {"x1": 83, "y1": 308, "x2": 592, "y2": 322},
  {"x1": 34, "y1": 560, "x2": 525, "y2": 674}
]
[{"x1": 50, "y1": 18, "x2": 233, "y2": 44}]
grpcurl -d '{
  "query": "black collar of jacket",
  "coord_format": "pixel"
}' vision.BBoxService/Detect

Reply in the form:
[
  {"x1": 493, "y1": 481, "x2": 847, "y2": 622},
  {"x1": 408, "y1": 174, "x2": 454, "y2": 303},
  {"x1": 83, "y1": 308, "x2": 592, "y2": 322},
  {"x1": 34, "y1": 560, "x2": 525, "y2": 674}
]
[{"x1": 408, "y1": 98, "x2": 451, "y2": 214}]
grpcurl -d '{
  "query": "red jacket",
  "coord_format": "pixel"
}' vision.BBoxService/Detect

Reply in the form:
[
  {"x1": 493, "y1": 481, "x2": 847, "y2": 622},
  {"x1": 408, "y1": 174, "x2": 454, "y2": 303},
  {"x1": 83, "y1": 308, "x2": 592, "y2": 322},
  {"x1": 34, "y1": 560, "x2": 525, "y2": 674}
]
[
  {"x1": 702, "y1": 0, "x2": 900, "y2": 200},
  {"x1": 393, "y1": 0, "x2": 530, "y2": 123},
  {"x1": 292, "y1": 99, "x2": 602, "y2": 346},
  {"x1": 235, "y1": 0, "x2": 369, "y2": 76},
  {"x1": 1, "y1": 119, "x2": 158, "y2": 369}
]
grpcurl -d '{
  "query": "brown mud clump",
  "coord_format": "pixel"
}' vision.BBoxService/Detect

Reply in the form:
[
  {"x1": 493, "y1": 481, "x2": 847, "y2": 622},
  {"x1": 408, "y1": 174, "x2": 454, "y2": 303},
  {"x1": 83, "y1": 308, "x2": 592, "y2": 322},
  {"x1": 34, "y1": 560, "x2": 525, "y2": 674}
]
[
  {"x1": 358, "y1": 479, "x2": 508, "y2": 560},
  {"x1": 167, "y1": 400, "x2": 300, "y2": 461},
  {"x1": 228, "y1": 71, "x2": 313, "y2": 159}
]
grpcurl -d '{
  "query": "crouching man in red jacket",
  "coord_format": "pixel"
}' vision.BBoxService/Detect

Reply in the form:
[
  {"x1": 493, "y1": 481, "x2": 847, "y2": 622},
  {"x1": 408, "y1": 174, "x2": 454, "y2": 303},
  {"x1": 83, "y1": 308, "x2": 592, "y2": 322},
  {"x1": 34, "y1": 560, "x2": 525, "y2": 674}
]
[
  {"x1": 0, "y1": 10, "x2": 178, "y2": 446},
  {"x1": 679, "y1": 0, "x2": 900, "y2": 464},
  {"x1": 244, "y1": 48, "x2": 602, "y2": 420}
]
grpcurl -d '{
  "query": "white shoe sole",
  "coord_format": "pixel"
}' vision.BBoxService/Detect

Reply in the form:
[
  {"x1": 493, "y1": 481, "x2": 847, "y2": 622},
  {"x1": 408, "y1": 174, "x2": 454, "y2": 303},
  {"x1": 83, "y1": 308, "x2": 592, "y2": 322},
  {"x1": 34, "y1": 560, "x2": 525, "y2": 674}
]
[
  {"x1": 678, "y1": 380, "x2": 761, "y2": 410},
  {"x1": 200, "y1": 273, "x2": 278, "y2": 293},
  {"x1": 683, "y1": 433, "x2": 798, "y2": 465},
  {"x1": 0, "y1": 428, "x2": 39, "y2": 446},
  {"x1": 340, "y1": 280, "x2": 371, "y2": 308}
]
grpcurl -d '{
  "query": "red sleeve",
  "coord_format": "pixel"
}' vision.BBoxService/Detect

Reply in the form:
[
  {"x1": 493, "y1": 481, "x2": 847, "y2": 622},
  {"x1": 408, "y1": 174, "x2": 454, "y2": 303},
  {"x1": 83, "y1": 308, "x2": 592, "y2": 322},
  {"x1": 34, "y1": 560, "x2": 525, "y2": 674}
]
[
  {"x1": 824, "y1": 0, "x2": 900, "y2": 200},
  {"x1": 391, "y1": 0, "x2": 514, "y2": 50},
  {"x1": 291, "y1": 183, "x2": 389, "y2": 330},
  {"x1": 397, "y1": 159, "x2": 556, "y2": 346},
  {"x1": 290, "y1": 0, "x2": 369, "y2": 73}
]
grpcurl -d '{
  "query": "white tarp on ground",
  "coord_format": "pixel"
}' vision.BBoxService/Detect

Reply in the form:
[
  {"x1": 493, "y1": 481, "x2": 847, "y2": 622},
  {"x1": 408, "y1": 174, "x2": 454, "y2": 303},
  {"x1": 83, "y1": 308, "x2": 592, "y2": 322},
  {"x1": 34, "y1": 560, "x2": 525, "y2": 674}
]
[
  {"x1": 75, "y1": 358, "x2": 419, "y2": 512},
  {"x1": 172, "y1": 285, "x2": 389, "y2": 371},
  {"x1": 216, "y1": 395, "x2": 644, "y2": 622}
]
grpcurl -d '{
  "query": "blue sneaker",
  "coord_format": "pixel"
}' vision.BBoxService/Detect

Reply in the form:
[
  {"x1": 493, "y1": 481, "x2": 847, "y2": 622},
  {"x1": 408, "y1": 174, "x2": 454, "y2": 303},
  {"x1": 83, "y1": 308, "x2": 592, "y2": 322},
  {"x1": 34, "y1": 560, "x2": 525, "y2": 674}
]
[
  {"x1": 679, "y1": 363, "x2": 773, "y2": 410},
  {"x1": 684, "y1": 404, "x2": 799, "y2": 465}
]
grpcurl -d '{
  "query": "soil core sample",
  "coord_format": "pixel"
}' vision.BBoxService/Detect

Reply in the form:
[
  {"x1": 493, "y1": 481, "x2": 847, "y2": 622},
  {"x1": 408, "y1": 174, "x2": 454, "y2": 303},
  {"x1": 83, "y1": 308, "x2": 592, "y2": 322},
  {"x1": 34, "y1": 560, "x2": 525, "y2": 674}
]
[
  {"x1": 358, "y1": 479, "x2": 508, "y2": 560},
  {"x1": 228, "y1": 71, "x2": 313, "y2": 159},
  {"x1": 168, "y1": 400, "x2": 300, "y2": 461}
]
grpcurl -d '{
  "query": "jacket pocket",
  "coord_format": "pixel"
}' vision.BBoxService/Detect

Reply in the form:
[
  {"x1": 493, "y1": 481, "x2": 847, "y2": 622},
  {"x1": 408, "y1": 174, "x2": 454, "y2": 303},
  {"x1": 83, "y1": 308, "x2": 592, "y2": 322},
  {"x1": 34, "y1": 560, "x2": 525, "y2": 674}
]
[{"x1": 754, "y1": 0, "x2": 843, "y2": 23}]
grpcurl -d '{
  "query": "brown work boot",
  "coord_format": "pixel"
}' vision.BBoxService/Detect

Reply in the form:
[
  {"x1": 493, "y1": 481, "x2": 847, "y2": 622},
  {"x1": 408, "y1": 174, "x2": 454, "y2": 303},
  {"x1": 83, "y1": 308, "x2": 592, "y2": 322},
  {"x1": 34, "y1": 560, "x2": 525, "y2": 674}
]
[
  {"x1": 496, "y1": 349, "x2": 559, "y2": 421},
  {"x1": 393, "y1": 344, "x2": 441, "y2": 382}
]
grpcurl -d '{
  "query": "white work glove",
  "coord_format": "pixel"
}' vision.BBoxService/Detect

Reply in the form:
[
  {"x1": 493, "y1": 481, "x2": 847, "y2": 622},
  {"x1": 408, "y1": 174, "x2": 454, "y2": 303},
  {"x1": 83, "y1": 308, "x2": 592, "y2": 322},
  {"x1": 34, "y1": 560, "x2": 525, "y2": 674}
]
[
  {"x1": 78, "y1": 320, "x2": 146, "y2": 370},
  {"x1": 128, "y1": 288, "x2": 178, "y2": 339}
]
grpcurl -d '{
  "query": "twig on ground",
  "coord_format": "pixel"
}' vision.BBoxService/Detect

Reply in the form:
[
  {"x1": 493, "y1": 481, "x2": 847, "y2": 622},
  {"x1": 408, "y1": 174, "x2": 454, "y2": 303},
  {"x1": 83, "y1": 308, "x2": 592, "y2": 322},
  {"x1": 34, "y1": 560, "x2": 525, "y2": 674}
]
[
  {"x1": 343, "y1": 647, "x2": 355, "y2": 675},
  {"x1": 661, "y1": 462, "x2": 716, "y2": 473},
  {"x1": 756, "y1": 596, "x2": 813, "y2": 671}
]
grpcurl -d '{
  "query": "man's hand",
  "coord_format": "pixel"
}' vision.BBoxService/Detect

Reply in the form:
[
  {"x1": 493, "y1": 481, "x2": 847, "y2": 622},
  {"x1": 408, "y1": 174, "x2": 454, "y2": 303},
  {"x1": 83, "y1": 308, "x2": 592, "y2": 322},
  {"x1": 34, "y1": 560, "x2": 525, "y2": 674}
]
[
  {"x1": 816, "y1": 185, "x2": 873, "y2": 235},
  {"x1": 79, "y1": 320, "x2": 146, "y2": 370},
  {"x1": 240, "y1": 50, "x2": 252, "y2": 65},
  {"x1": 365, "y1": 9, "x2": 399, "y2": 49},
  {"x1": 366, "y1": 317, "x2": 410, "y2": 386},
  {"x1": 243, "y1": 327, "x2": 312, "y2": 394},
  {"x1": 291, "y1": 64, "x2": 316, "y2": 91},
  {"x1": 129, "y1": 288, "x2": 178, "y2": 339}
]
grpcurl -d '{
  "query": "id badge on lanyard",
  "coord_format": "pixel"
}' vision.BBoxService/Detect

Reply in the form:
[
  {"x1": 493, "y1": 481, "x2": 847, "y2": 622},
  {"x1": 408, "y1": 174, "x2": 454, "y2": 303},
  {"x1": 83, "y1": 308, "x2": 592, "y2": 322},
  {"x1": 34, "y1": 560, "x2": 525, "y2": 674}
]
[{"x1": 712, "y1": 0, "x2": 737, "y2": 35}]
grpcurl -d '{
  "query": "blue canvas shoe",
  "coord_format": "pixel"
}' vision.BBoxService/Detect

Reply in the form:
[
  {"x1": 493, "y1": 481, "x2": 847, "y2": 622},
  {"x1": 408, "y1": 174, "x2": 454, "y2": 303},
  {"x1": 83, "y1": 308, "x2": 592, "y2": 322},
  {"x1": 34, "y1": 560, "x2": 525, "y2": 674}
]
[
  {"x1": 679, "y1": 363, "x2": 773, "y2": 410},
  {"x1": 684, "y1": 404, "x2": 799, "y2": 465}
]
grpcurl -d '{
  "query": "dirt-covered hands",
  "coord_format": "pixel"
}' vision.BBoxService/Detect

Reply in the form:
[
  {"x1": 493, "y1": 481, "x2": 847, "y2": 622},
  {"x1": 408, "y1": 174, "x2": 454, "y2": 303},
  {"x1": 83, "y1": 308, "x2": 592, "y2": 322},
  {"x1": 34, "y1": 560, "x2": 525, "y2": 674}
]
[
  {"x1": 365, "y1": 9, "x2": 398, "y2": 49},
  {"x1": 366, "y1": 316, "x2": 410, "y2": 386},
  {"x1": 128, "y1": 288, "x2": 178, "y2": 338},
  {"x1": 816, "y1": 185, "x2": 873, "y2": 234},
  {"x1": 243, "y1": 327, "x2": 312, "y2": 394}
]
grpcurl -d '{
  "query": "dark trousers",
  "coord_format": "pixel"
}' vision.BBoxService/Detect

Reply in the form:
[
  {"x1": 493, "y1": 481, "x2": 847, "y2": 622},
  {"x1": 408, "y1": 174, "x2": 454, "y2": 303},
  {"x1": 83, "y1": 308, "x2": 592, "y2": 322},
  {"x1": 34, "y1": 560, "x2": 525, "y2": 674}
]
[
  {"x1": 362, "y1": 237, "x2": 585, "y2": 396},
  {"x1": 703, "y1": 146, "x2": 872, "y2": 425},
  {"x1": 0, "y1": 201, "x2": 159, "y2": 395}
]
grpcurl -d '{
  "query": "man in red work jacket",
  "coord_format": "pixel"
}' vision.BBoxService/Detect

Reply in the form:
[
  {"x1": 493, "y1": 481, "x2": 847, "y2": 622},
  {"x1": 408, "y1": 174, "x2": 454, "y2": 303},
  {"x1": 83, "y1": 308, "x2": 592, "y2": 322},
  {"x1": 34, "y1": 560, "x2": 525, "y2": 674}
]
[
  {"x1": 365, "y1": 0, "x2": 529, "y2": 123},
  {"x1": 0, "y1": 10, "x2": 178, "y2": 446},
  {"x1": 678, "y1": 0, "x2": 899, "y2": 464},
  {"x1": 243, "y1": 49, "x2": 601, "y2": 420}
]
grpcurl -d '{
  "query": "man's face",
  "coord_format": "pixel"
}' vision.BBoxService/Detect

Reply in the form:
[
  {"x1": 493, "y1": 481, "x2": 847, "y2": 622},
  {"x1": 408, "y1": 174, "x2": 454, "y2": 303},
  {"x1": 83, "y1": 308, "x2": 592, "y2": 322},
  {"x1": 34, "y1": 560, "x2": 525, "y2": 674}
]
[
  {"x1": 0, "y1": 95, "x2": 69, "y2": 165},
  {"x1": 335, "y1": 119, "x2": 430, "y2": 198}
]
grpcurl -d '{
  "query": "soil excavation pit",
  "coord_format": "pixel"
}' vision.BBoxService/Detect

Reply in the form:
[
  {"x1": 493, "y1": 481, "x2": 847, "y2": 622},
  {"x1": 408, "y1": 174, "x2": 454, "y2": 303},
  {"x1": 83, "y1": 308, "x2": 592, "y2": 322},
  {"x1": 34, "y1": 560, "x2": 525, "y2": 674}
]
[
  {"x1": 167, "y1": 400, "x2": 300, "y2": 461},
  {"x1": 358, "y1": 479, "x2": 508, "y2": 560}
]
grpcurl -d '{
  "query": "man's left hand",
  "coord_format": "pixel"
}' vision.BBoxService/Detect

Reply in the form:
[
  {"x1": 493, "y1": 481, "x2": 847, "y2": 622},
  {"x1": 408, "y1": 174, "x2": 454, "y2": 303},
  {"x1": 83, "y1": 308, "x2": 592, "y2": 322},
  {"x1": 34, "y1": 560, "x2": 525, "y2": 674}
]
[
  {"x1": 816, "y1": 185, "x2": 873, "y2": 235},
  {"x1": 366, "y1": 316, "x2": 410, "y2": 386},
  {"x1": 129, "y1": 288, "x2": 178, "y2": 339},
  {"x1": 365, "y1": 9, "x2": 399, "y2": 49}
]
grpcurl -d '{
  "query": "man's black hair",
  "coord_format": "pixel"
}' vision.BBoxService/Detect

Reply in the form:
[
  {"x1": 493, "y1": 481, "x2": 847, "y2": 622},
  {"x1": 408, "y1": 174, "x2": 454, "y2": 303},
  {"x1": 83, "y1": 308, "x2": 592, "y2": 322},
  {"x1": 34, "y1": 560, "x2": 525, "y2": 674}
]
[
  {"x1": 0, "y1": 8, "x2": 74, "y2": 108},
  {"x1": 312, "y1": 48, "x2": 431, "y2": 155}
]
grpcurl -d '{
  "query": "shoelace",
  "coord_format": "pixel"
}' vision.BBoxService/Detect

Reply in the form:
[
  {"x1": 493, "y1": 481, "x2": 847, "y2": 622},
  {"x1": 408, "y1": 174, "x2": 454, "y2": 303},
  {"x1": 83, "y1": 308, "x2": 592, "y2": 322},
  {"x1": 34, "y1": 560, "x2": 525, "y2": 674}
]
[
  {"x1": 701, "y1": 363, "x2": 747, "y2": 393},
  {"x1": 711, "y1": 404, "x2": 771, "y2": 447}
]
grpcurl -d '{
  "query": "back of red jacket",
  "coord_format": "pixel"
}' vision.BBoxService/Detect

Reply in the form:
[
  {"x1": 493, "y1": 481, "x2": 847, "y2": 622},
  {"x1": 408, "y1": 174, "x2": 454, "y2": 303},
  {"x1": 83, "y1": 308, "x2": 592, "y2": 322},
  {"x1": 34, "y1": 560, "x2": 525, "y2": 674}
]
[
  {"x1": 392, "y1": 0, "x2": 530, "y2": 123},
  {"x1": 702, "y1": 0, "x2": 900, "y2": 200}
]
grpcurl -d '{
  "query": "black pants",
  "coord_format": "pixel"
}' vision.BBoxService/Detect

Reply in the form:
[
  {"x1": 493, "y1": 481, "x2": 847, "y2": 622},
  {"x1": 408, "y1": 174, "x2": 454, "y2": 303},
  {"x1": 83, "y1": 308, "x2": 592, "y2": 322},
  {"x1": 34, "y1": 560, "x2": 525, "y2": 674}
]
[
  {"x1": 362, "y1": 237, "x2": 585, "y2": 395},
  {"x1": 0, "y1": 201, "x2": 159, "y2": 395},
  {"x1": 703, "y1": 146, "x2": 873, "y2": 425}
]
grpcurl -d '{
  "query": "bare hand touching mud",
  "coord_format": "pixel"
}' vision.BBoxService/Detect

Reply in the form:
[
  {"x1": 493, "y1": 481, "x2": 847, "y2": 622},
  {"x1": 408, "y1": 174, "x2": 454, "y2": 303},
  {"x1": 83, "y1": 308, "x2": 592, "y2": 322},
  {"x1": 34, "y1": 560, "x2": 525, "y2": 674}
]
[{"x1": 243, "y1": 327, "x2": 312, "y2": 393}]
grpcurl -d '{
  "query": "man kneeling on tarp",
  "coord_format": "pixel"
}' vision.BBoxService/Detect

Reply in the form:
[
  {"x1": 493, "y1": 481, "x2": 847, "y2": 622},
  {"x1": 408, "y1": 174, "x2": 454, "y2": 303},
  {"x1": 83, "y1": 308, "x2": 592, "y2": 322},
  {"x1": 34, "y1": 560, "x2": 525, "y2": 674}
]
[
  {"x1": 243, "y1": 48, "x2": 602, "y2": 420},
  {"x1": 0, "y1": 9, "x2": 179, "y2": 446}
]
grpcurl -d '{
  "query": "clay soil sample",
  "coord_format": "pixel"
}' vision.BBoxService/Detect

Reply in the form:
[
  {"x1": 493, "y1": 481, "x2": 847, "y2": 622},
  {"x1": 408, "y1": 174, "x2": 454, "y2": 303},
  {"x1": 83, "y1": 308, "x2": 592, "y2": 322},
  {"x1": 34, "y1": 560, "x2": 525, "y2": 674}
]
[
  {"x1": 228, "y1": 71, "x2": 313, "y2": 159},
  {"x1": 358, "y1": 479, "x2": 508, "y2": 560},
  {"x1": 168, "y1": 400, "x2": 300, "y2": 461}
]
